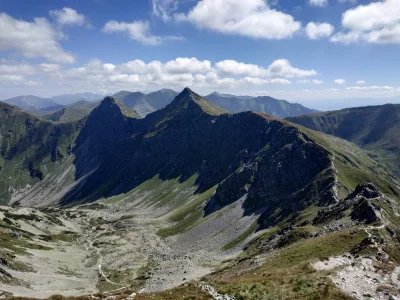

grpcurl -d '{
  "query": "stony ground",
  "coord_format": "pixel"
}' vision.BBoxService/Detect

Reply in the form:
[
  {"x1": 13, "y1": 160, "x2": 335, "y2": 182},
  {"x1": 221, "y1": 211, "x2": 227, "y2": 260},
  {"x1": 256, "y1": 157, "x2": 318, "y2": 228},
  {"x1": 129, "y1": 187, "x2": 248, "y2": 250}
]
[{"x1": 0, "y1": 192, "x2": 257, "y2": 298}]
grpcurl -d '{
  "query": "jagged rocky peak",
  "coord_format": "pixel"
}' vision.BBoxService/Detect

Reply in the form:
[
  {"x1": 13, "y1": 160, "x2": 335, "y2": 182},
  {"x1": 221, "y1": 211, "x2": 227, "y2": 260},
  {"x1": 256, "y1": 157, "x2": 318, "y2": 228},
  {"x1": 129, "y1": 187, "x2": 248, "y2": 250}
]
[{"x1": 347, "y1": 183, "x2": 382, "y2": 200}]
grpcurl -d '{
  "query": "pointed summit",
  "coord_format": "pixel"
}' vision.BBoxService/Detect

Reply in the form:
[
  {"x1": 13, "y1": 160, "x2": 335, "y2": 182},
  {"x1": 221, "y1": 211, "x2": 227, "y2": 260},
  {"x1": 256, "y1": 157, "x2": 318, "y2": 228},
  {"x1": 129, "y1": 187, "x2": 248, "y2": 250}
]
[
  {"x1": 96, "y1": 96, "x2": 141, "y2": 119},
  {"x1": 166, "y1": 87, "x2": 229, "y2": 116}
]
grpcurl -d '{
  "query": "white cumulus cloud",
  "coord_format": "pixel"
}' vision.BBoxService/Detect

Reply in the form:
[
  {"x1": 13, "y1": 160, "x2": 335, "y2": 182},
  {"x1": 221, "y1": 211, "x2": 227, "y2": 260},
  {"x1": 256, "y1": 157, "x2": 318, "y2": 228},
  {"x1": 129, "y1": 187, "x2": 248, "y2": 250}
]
[
  {"x1": 306, "y1": 22, "x2": 334, "y2": 39},
  {"x1": 0, "y1": 12, "x2": 75, "y2": 63},
  {"x1": 331, "y1": 0, "x2": 400, "y2": 44},
  {"x1": 215, "y1": 59, "x2": 317, "y2": 78},
  {"x1": 334, "y1": 79, "x2": 346, "y2": 84},
  {"x1": 309, "y1": 0, "x2": 328, "y2": 7},
  {"x1": 103, "y1": 20, "x2": 183, "y2": 45},
  {"x1": 180, "y1": 0, "x2": 301, "y2": 40},
  {"x1": 50, "y1": 7, "x2": 88, "y2": 27}
]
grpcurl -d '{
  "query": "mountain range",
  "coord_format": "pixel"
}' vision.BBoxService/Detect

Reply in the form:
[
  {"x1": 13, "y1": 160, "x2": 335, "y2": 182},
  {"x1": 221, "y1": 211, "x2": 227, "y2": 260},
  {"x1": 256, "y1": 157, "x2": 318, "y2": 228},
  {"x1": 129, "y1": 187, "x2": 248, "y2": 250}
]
[
  {"x1": 50, "y1": 92, "x2": 103, "y2": 106},
  {"x1": 0, "y1": 88, "x2": 397, "y2": 211},
  {"x1": 0, "y1": 89, "x2": 318, "y2": 122},
  {"x1": 205, "y1": 92, "x2": 318, "y2": 117},
  {"x1": 0, "y1": 88, "x2": 399, "y2": 299}
]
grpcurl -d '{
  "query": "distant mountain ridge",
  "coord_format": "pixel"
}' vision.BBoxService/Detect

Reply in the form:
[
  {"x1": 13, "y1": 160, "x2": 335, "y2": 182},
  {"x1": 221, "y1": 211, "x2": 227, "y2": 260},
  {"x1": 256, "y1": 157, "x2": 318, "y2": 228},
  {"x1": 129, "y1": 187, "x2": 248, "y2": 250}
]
[
  {"x1": 112, "y1": 89, "x2": 179, "y2": 117},
  {"x1": 113, "y1": 89, "x2": 318, "y2": 118},
  {"x1": 1, "y1": 95, "x2": 63, "y2": 116},
  {"x1": 205, "y1": 92, "x2": 318, "y2": 118},
  {"x1": 45, "y1": 100, "x2": 101, "y2": 122},
  {"x1": 51, "y1": 92, "x2": 103, "y2": 106},
  {"x1": 287, "y1": 104, "x2": 400, "y2": 175},
  {"x1": 2, "y1": 90, "x2": 318, "y2": 120}
]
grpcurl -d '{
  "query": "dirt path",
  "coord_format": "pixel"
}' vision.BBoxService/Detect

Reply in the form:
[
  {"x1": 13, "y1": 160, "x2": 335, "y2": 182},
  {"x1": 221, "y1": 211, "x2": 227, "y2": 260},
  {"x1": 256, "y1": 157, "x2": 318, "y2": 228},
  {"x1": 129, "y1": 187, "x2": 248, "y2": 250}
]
[{"x1": 313, "y1": 223, "x2": 399, "y2": 299}]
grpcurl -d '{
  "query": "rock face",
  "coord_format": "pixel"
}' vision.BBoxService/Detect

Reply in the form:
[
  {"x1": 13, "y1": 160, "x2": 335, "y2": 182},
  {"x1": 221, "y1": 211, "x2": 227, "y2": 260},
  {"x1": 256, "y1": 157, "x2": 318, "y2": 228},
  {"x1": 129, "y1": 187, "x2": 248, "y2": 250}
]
[
  {"x1": 348, "y1": 183, "x2": 383, "y2": 224},
  {"x1": 313, "y1": 183, "x2": 385, "y2": 226},
  {"x1": 347, "y1": 183, "x2": 382, "y2": 200},
  {"x1": 351, "y1": 199, "x2": 382, "y2": 224}
]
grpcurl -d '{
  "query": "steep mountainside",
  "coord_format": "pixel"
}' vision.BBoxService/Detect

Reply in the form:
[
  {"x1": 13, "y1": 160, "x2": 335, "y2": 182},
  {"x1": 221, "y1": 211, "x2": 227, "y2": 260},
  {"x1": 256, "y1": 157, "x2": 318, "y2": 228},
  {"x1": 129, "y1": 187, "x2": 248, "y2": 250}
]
[
  {"x1": 0, "y1": 102, "x2": 83, "y2": 204},
  {"x1": 287, "y1": 104, "x2": 400, "y2": 175},
  {"x1": 205, "y1": 92, "x2": 318, "y2": 117},
  {"x1": 1, "y1": 89, "x2": 400, "y2": 299},
  {"x1": 0, "y1": 90, "x2": 397, "y2": 215},
  {"x1": 112, "y1": 89, "x2": 178, "y2": 117}
]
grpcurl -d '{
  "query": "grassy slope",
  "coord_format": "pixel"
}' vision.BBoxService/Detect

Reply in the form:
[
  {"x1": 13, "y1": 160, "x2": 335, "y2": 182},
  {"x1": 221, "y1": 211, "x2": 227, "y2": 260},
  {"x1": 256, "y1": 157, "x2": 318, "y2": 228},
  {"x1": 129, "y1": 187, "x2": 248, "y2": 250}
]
[
  {"x1": 45, "y1": 107, "x2": 92, "y2": 122},
  {"x1": 300, "y1": 125, "x2": 400, "y2": 197},
  {"x1": 287, "y1": 104, "x2": 400, "y2": 175}
]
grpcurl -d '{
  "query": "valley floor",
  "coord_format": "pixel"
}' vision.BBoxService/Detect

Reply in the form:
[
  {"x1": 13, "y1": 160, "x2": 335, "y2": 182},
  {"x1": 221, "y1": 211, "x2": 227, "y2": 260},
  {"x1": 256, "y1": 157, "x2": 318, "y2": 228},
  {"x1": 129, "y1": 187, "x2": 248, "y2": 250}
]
[
  {"x1": 1, "y1": 186, "x2": 400, "y2": 299},
  {"x1": 0, "y1": 193, "x2": 251, "y2": 298}
]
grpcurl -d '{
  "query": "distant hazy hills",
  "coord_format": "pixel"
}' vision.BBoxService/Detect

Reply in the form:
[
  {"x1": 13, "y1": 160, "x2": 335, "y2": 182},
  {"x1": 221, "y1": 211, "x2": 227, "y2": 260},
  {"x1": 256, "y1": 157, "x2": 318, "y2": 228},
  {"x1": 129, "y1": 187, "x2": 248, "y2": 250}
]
[
  {"x1": 51, "y1": 92, "x2": 103, "y2": 106},
  {"x1": 112, "y1": 89, "x2": 178, "y2": 117},
  {"x1": 287, "y1": 104, "x2": 400, "y2": 175},
  {"x1": 45, "y1": 100, "x2": 101, "y2": 122},
  {"x1": 112, "y1": 89, "x2": 317, "y2": 118},
  {"x1": 2, "y1": 95, "x2": 63, "y2": 116},
  {"x1": 205, "y1": 92, "x2": 318, "y2": 118},
  {"x1": 1, "y1": 90, "x2": 318, "y2": 122}
]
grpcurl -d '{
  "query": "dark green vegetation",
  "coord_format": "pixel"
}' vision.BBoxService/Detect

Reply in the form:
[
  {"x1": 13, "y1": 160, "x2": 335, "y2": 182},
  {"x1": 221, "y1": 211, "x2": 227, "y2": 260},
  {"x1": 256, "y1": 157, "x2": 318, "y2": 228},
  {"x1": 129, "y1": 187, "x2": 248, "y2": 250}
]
[
  {"x1": 205, "y1": 92, "x2": 318, "y2": 118},
  {"x1": 287, "y1": 104, "x2": 400, "y2": 175}
]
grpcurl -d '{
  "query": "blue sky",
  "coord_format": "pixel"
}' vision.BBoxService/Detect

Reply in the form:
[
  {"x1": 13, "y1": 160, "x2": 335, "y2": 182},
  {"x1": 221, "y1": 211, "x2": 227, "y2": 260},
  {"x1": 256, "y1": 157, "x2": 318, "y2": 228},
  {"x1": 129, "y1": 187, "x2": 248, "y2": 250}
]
[{"x1": 0, "y1": 0, "x2": 399, "y2": 109}]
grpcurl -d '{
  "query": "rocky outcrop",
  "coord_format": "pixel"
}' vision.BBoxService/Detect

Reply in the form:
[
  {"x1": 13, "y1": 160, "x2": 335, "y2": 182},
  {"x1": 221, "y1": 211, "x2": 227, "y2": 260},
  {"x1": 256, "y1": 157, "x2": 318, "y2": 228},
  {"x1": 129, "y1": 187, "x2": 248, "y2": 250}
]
[
  {"x1": 313, "y1": 183, "x2": 385, "y2": 226},
  {"x1": 351, "y1": 199, "x2": 382, "y2": 224},
  {"x1": 347, "y1": 183, "x2": 382, "y2": 200}
]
